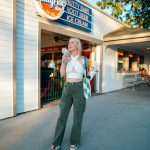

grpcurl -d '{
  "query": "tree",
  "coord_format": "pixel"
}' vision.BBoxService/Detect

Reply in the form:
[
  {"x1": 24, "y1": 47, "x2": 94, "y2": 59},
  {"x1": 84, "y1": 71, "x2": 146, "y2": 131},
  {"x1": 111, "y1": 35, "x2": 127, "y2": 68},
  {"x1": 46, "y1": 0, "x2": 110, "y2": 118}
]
[{"x1": 96, "y1": 0, "x2": 150, "y2": 28}]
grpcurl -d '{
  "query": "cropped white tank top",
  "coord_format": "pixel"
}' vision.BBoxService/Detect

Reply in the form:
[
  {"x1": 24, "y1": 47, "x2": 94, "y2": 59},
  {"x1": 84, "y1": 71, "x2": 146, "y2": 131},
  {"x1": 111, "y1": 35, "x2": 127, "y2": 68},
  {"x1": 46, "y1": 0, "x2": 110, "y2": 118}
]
[{"x1": 66, "y1": 55, "x2": 84, "y2": 79}]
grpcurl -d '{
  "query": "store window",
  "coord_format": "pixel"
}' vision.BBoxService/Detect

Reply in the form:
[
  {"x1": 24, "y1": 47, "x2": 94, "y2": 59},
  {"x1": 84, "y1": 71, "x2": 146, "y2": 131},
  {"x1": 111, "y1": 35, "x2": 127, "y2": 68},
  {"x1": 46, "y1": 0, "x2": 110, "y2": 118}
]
[{"x1": 117, "y1": 50, "x2": 144, "y2": 72}]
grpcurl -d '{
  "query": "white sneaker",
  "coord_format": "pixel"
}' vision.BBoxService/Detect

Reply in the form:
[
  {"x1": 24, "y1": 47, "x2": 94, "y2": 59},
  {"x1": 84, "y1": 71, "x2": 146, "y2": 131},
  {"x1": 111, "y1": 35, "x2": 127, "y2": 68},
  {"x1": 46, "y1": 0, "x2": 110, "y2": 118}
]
[
  {"x1": 70, "y1": 144, "x2": 78, "y2": 150},
  {"x1": 50, "y1": 145, "x2": 61, "y2": 150}
]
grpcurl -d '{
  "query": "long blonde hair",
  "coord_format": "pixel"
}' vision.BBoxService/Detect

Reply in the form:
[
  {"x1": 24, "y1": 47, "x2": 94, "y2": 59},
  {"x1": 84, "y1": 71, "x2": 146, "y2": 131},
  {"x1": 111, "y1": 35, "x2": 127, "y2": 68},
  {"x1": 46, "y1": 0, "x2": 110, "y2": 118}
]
[{"x1": 69, "y1": 38, "x2": 82, "y2": 55}]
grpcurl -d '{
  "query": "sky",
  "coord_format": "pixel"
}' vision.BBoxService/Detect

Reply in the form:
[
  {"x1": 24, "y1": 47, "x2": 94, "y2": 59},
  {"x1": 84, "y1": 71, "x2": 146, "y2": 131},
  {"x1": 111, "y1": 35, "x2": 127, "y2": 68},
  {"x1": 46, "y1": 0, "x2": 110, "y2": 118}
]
[
  {"x1": 87, "y1": 0, "x2": 98, "y2": 6},
  {"x1": 86, "y1": 0, "x2": 127, "y2": 21},
  {"x1": 87, "y1": 0, "x2": 112, "y2": 14}
]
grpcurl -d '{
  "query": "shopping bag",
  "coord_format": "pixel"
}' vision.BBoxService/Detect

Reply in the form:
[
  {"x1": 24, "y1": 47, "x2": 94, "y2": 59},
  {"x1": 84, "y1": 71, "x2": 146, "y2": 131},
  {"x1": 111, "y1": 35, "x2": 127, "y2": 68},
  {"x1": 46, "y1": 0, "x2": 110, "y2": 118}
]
[
  {"x1": 83, "y1": 77, "x2": 91, "y2": 100},
  {"x1": 82, "y1": 56, "x2": 91, "y2": 100}
]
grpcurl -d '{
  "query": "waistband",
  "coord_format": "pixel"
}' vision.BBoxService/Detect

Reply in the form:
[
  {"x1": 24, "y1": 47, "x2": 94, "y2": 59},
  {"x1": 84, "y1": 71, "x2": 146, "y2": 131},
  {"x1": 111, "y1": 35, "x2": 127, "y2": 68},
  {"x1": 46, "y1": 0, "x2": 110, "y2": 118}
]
[{"x1": 65, "y1": 81, "x2": 83, "y2": 85}]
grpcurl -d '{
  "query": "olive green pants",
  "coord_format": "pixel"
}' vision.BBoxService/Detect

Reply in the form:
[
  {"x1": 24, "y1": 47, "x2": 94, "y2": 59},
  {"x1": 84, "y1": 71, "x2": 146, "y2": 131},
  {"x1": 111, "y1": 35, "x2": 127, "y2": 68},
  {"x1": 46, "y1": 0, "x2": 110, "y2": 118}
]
[{"x1": 52, "y1": 81, "x2": 86, "y2": 146}]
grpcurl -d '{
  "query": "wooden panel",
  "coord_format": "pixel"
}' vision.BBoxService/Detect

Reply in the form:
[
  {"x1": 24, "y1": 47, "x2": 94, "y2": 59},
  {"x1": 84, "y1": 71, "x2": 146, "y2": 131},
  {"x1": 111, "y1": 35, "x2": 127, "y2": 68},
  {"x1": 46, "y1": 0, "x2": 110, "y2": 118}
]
[
  {"x1": 0, "y1": 0, "x2": 13, "y2": 119},
  {"x1": 16, "y1": 0, "x2": 39, "y2": 114}
]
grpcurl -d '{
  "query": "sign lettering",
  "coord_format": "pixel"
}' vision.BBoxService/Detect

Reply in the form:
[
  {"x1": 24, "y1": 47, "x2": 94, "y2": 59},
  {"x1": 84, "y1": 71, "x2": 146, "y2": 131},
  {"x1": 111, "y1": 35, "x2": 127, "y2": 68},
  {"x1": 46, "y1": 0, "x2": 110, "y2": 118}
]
[
  {"x1": 33, "y1": 0, "x2": 92, "y2": 32},
  {"x1": 58, "y1": 0, "x2": 92, "y2": 32}
]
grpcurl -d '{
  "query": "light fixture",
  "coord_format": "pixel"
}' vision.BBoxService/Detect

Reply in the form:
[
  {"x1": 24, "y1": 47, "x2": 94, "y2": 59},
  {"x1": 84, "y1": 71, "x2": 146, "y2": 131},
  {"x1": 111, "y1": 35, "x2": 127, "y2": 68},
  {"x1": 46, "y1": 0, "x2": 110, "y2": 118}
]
[{"x1": 147, "y1": 47, "x2": 150, "y2": 50}]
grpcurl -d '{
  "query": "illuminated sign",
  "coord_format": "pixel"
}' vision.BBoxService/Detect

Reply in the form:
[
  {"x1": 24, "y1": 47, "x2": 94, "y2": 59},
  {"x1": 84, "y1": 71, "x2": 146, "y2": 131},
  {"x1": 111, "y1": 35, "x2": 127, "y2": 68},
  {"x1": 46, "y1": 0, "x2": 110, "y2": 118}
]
[
  {"x1": 33, "y1": 0, "x2": 67, "y2": 20},
  {"x1": 58, "y1": 0, "x2": 92, "y2": 32},
  {"x1": 33, "y1": 0, "x2": 92, "y2": 32}
]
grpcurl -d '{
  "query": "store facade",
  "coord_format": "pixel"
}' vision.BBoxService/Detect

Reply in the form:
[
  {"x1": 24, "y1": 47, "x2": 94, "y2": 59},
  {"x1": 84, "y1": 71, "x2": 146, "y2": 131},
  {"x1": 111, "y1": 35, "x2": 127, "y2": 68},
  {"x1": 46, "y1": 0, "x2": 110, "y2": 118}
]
[
  {"x1": 102, "y1": 27, "x2": 150, "y2": 93},
  {"x1": 0, "y1": 0, "x2": 125, "y2": 119}
]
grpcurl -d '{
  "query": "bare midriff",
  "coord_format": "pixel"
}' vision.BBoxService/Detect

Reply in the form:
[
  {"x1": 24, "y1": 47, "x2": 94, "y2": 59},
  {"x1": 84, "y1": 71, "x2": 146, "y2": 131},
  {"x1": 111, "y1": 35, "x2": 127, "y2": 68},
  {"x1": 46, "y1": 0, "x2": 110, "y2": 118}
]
[{"x1": 66, "y1": 78, "x2": 82, "y2": 83}]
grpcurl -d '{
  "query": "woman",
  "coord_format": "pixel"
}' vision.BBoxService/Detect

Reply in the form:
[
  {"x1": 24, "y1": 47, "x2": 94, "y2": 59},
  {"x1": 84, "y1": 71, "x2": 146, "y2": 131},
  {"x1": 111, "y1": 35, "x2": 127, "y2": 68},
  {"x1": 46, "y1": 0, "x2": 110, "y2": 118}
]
[
  {"x1": 140, "y1": 68, "x2": 150, "y2": 85},
  {"x1": 140, "y1": 68, "x2": 147, "y2": 77},
  {"x1": 50, "y1": 38, "x2": 87, "y2": 150}
]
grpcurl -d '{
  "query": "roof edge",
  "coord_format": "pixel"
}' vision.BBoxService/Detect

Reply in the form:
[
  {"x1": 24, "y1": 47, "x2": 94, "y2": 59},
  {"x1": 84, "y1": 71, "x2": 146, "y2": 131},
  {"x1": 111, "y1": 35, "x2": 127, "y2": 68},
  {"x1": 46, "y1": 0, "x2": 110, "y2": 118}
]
[
  {"x1": 104, "y1": 27, "x2": 126, "y2": 37},
  {"x1": 104, "y1": 27, "x2": 150, "y2": 41},
  {"x1": 104, "y1": 33, "x2": 150, "y2": 42}
]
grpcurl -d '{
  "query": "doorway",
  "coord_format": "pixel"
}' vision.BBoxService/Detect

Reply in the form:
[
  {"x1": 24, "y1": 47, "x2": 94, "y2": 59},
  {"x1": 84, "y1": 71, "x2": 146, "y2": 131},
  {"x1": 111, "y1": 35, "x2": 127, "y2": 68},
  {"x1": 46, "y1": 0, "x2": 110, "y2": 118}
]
[{"x1": 40, "y1": 29, "x2": 95, "y2": 106}]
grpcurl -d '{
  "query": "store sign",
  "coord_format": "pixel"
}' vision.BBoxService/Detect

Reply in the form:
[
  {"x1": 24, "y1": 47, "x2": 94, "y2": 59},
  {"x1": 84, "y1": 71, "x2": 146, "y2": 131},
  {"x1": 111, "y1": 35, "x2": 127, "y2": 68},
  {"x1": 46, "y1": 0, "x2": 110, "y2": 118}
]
[
  {"x1": 33, "y1": 0, "x2": 92, "y2": 32},
  {"x1": 41, "y1": 45, "x2": 67, "y2": 53},
  {"x1": 57, "y1": 0, "x2": 92, "y2": 32},
  {"x1": 33, "y1": 0, "x2": 67, "y2": 20}
]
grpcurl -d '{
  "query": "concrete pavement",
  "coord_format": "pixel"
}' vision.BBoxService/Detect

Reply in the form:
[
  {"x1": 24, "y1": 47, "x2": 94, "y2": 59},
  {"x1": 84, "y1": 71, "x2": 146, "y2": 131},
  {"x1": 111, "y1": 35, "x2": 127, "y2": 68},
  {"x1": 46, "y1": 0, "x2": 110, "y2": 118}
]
[{"x1": 0, "y1": 86, "x2": 150, "y2": 150}]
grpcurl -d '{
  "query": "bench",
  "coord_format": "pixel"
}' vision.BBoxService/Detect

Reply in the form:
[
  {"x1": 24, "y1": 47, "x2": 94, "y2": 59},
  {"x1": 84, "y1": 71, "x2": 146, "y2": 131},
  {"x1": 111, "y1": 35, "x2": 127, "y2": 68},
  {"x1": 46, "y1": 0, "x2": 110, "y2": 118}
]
[{"x1": 123, "y1": 74, "x2": 147, "y2": 91}]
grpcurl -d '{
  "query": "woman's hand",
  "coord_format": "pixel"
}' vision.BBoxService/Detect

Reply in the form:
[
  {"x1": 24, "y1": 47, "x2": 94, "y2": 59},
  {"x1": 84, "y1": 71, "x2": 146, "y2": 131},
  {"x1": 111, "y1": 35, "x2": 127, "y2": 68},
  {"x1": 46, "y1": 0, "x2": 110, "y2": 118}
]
[
  {"x1": 60, "y1": 54, "x2": 69, "y2": 77},
  {"x1": 62, "y1": 54, "x2": 70, "y2": 64}
]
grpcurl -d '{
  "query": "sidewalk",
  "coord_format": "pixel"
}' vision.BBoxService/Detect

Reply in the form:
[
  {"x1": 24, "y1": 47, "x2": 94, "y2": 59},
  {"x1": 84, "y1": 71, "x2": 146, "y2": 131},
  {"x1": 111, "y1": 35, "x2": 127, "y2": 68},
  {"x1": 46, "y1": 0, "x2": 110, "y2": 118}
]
[{"x1": 0, "y1": 86, "x2": 150, "y2": 150}]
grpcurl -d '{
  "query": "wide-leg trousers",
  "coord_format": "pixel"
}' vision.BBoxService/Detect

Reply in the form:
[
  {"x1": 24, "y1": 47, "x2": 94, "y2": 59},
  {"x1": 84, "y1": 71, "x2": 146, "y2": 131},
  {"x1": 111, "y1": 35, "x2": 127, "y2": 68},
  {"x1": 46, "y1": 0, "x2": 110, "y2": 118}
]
[{"x1": 52, "y1": 81, "x2": 86, "y2": 146}]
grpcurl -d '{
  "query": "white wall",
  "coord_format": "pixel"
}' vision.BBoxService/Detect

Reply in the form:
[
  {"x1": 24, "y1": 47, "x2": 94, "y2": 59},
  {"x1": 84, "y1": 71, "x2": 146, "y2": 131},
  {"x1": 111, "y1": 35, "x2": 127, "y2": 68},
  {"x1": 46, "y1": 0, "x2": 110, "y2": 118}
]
[
  {"x1": 0, "y1": 0, "x2": 14, "y2": 119},
  {"x1": 102, "y1": 46, "x2": 124, "y2": 93},
  {"x1": 145, "y1": 56, "x2": 150, "y2": 64},
  {"x1": 92, "y1": 8, "x2": 123, "y2": 39},
  {"x1": 16, "y1": 0, "x2": 39, "y2": 113}
]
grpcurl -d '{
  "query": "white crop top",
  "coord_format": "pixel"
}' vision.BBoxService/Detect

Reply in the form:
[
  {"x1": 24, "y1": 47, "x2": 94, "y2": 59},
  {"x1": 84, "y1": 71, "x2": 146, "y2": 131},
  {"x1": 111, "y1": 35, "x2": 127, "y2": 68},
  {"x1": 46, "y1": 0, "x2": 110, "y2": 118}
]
[{"x1": 66, "y1": 55, "x2": 84, "y2": 79}]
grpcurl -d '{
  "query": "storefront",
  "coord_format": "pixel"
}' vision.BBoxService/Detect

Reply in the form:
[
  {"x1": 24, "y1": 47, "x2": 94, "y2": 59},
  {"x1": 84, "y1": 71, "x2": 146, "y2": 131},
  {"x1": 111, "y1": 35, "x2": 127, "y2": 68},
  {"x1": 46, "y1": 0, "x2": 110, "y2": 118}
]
[
  {"x1": 102, "y1": 27, "x2": 150, "y2": 93},
  {"x1": 0, "y1": 0, "x2": 125, "y2": 119}
]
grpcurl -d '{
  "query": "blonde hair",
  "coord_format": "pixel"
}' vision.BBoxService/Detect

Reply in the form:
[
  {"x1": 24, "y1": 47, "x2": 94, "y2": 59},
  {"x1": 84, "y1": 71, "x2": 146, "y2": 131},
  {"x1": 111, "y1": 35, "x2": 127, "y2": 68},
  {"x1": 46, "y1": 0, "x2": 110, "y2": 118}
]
[{"x1": 69, "y1": 37, "x2": 82, "y2": 55}]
